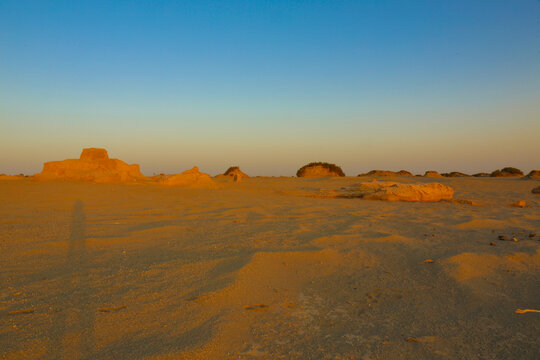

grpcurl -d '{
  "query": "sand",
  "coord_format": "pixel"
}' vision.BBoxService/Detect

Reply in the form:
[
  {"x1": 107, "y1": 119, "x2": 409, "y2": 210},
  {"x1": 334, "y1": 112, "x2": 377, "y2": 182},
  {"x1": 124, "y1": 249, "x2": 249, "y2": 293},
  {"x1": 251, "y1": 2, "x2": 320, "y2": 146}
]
[{"x1": 0, "y1": 176, "x2": 539, "y2": 359}]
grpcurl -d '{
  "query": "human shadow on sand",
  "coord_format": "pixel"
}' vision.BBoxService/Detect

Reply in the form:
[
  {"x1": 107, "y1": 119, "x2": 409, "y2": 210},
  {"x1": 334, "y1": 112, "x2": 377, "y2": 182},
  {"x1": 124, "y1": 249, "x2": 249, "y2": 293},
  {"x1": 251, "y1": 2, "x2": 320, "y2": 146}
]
[{"x1": 46, "y1": 200, "x2": 96, "y2": 360}]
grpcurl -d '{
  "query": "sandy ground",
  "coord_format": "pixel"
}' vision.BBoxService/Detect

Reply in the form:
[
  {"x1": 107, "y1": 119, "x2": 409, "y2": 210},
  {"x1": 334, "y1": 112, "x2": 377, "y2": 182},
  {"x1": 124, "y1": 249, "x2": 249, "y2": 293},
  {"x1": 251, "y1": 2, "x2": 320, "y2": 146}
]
[{"x1": 0, "y1": 176, "x2": 539, "y2": 360}]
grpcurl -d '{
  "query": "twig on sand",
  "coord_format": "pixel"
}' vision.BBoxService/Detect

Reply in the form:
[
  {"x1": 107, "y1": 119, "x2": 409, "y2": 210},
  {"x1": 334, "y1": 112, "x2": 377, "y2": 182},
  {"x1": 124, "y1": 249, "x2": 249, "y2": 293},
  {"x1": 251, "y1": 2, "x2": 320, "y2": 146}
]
[
  {"x1": 98, "y1": 305, "x2": 126, "y2": 313},
  {"x1": 7, "y1": 308, "x2": 34, "y2": 315},
  {"x1": 515, "y1": 309, "x2": 540, "y2": 314}
]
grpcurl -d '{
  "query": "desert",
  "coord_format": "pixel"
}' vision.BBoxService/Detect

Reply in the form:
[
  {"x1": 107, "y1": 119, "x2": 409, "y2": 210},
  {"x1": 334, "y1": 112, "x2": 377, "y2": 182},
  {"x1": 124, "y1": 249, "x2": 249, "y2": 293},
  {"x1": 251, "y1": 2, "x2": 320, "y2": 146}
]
[
  {"x1": 1, "y1": 157, "x2": 539, "y2": 359},
  {"x1": 2, "y1": 1, "x2": 540, "y2": 359}
]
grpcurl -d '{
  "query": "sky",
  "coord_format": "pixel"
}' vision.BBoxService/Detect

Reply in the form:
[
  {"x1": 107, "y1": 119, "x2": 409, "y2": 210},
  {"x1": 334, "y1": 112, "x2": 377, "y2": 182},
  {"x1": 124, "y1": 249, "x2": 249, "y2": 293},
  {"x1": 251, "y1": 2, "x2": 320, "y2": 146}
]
[{"x1": 1, "y1": 0, "x2": 539, "y2": 176}]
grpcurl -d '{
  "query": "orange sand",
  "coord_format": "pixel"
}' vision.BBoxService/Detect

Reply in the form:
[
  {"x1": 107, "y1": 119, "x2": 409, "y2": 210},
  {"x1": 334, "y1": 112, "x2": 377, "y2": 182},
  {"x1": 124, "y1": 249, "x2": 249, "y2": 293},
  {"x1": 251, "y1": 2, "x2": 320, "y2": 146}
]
[{"x1": 0, "y1": 176, "x2": 539, "y2": 359}]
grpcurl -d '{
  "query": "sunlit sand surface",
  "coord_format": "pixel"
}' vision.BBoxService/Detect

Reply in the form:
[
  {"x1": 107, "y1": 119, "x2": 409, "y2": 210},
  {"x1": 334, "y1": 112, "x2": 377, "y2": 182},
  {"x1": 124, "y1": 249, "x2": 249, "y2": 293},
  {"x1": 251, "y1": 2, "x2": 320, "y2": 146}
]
[{"x1": 1, "y1": 176, "x2": 539, "y2": 359}]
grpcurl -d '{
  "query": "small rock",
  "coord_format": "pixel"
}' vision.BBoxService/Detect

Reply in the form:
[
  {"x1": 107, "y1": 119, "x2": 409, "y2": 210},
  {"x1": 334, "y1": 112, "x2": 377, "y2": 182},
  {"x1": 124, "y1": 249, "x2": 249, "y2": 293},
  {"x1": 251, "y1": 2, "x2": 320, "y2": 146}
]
[
  {"x1": 529, "y1": 233, "x2": 536, "y2": 238},
  {"x1": 490, "y1": 242, "x2": 495, "y2": 246},
  {"x1": 405, "y1": 337, "x2": 420, "y2": 343},
  {"x1": 509, "y1": 200, "x2": 526, "y2": 208},
  {"x1": 512, "y1": 237, "x2": 518, "y2": 242},
  {"x1": 498, "y1": 235, "x2": 507, "y2": 241}
]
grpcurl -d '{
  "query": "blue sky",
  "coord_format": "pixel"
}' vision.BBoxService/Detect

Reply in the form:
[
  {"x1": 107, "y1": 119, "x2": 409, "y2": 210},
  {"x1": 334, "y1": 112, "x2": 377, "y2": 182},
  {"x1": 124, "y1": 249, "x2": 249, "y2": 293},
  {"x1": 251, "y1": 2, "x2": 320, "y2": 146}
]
[{"x1": 1, "y1": 0, "x2": 539, "y2": 175}]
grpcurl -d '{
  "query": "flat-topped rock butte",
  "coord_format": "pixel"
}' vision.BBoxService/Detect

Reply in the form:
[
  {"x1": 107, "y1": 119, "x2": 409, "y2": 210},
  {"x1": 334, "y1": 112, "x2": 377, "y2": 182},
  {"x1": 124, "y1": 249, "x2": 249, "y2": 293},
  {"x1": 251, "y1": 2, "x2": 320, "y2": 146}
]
[{"x1": 34, "y1": 148, "x2": 144, "y2": 183}]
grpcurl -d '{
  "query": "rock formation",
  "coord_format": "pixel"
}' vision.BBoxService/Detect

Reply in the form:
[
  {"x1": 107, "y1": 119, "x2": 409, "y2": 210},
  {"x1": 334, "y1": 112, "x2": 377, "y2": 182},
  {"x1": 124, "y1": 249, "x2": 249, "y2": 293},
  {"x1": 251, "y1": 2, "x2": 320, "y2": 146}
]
[
  {"x1": 159, "y1": 167, "x2": 217, "y2": 188},
  {"x1": 424, "y1": 171, "x2": 443, "y2": 178},
  {"x1": 523, "y1": 170, "x2": 540, "y2": 180},
  {"x1": 472, "y1": 173, "x2": 490, "y2": 177},
  {"x1": 297, "y1": 162, "x2": 345, "y2": 177},
  {"x1": 334, "y1": 182, "x2": 454, "y2": 202},
  {"x1": 490, "y1": 167, "x2": 523, "y2": 177},
  {"x1": 532, "y1": 186, "x2": 540, "y2": 194},
  {"x1": 34, "y1": 148, "x2": 145, "y2": 183},
  {"x1": 223, "y1": 166, "x2": 249, "y2": 178}
]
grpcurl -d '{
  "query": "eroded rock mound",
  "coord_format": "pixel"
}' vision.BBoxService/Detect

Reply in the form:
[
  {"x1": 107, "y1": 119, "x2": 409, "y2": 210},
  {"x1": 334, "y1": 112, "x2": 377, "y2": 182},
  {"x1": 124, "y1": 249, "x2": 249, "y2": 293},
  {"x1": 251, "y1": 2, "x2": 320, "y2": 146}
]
[
  {"x1": 524, "y1": 170, "x2": 540, "y2": 179},
  {"x1": 424, "y1": 171, "x2": 443, "y2": 178},
  {"x1": 532, "y1": 186, "x2": 540, "y2": 194},
  {"x1": 159, "y1": 167, "x2": 217, "y2": 188},
  {"x1": 338, "y1": 182, "x2": 454, "y2": 202},
  {"x1": 297, "y1": 162, "x2": 345, "y2": 177},
  {"x1": 223, "y1": 166, "x2": 249, "y2": 178},
  {"x1": 472, "y1": 173, "x2": 490, "y2": 177},
  {"x1": 34, "y1": 148, "x2": 144, "y2": 183},
  {"x1": 490, "y1": 167, "x2": 523, "y2": 177}
]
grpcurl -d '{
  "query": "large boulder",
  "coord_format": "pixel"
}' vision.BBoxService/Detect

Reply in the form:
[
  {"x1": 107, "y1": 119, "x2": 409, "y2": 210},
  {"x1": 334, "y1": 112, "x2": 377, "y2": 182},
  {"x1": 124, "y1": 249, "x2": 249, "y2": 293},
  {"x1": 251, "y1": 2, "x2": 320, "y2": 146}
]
[
  {"x1": 34, "y1": 148, "x2": 144, "y2": 183},
  {"x1": 223, "y1": 166, "x2": 249, "y2": 178},
  {"x1": 490, "y1": 167, "x2": 523, "y2": 177},
  {"x1": 424, "y1": 171, "x2": 443, "y2": 178},
  {"x1": 159, "y1": 167, "x2": 217, "y2": 188},
  {"x1": 297, "y1": 162, "x2": 345, "y2": 177},
  {"x1": 523, "y1": 170, "x2": 540, "y2": 180},
  {"x1": 337, "y1": 182, "x2": 454, "y2": 202}
]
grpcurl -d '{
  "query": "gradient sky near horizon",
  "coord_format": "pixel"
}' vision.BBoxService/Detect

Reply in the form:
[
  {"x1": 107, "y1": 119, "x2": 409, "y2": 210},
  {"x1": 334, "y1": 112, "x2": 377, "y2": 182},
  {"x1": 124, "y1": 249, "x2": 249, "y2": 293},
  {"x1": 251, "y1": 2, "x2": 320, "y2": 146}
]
[{"x1": 1, "y1": 0, "x2": 539, "y2": 176}]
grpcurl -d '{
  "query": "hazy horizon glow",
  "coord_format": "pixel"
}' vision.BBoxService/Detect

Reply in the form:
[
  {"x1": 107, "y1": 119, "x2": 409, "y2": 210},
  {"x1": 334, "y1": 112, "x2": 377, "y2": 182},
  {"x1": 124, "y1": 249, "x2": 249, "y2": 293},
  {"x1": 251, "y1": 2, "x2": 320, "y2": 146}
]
[{"x1": 1, "y1": 0, "x2": 539, "y2": 176}]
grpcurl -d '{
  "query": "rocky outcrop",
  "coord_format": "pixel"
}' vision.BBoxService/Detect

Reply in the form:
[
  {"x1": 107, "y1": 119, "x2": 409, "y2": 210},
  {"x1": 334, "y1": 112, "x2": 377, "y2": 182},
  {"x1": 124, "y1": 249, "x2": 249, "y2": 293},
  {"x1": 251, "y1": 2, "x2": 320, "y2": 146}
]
[
  {"x1": 297, "y1": 162, "x2": 345, "y2": 177},
  {"x1": 532, "y1": 186, "x2": 540, "y2": 194},
  {"x1": 523, "y1": 170, "x2": 540, "y2": 180},
  {"x1": 34, "y1": 148, "x2": 145, "y2": 183},
  {"x1": 336, "y1": 182, "x2": 454, "y2": 202},
  {"x1": 472, "y1": 173, "x2": 490, "y2": 177},
  {"x1": 424, "y1": 171, "x2": 443, "y2": 178},
  {"x1": 159, "y1": 167, "x2": 217, "y2": 188},
  {"x1": 223, "y1": 166, "x2": 249, "y2": 178},
  {"x1": 490, "y1": 167, "x2": 523, "y2": 177},
  {"x1": 396, "y1": 170, "x2": 413, "y2": 176}
]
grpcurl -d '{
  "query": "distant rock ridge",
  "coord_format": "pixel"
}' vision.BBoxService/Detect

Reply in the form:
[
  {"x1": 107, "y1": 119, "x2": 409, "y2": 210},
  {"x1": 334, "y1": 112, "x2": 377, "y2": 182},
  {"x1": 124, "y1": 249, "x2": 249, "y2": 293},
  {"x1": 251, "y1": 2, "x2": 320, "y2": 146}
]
[
  {"x1": 523, "y1": 170, "x2": 540, "y2": 180},
  {"x1": 359, "y1": 170, "x2": 413, "y2": 177},
  {"x1": 34, "y1": 148, "x2": 144, "y2": 183},
  {"x1": 442, "y1": 172, "x2": 470, "y2": 177},
  {"x1": 0, "y1": 174, "x2": 26, "y2": 181},
  {"x1": 297, "y1": 162, "x2": 345, "y2": 177},
  {"x1": 490, "y1": 167, "x2": 523, "y2": 177}
]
